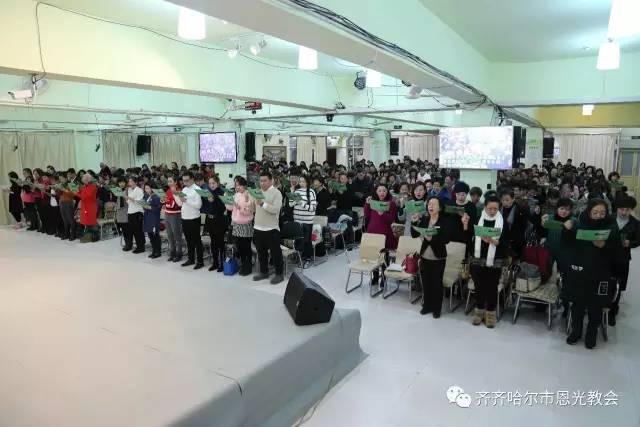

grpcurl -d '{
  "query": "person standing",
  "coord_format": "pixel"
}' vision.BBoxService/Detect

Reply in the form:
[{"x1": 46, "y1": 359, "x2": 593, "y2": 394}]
[
  {"x1": 253, "y1": 171, "x2": 284, "y2": 285},
  {"x1": 204, "y1": 176, "x2": 228, "y2": 272},
  {"x1": 142, "y1": 183, "x2": 162, "y2": 259},
  {"x1": 228, "y1": 176, "x2": 255, "y2": 276},
  {"x1": 5, "y1": 171, "x2": 24, "y2": 228},
  {"x1": 163, "y1": 176, "x2": 183, "y2": 263},
  {"x1": 76, "y1": 173, "x2": 98, "y2": 243},
  {"x1": 611, "y1": 196, "x2": 639, "y2": 326},
  {"x1": 290, "y1": 175, "x2": 317, "y2": 267},
  {"x1": 125, "y1": 177, "x2": 146, "y2": 253},
  {"x1": 113, "y1": 177, "x2": 129, "y2": 247},
  {"x1": 176, "y1": 171, "x2": 204, "y2": 270}
]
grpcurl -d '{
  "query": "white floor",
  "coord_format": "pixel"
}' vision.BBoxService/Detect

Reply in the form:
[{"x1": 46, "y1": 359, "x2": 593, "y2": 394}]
[{"x1": 1, "y1": 228, "x2": 639, "y2": 427}]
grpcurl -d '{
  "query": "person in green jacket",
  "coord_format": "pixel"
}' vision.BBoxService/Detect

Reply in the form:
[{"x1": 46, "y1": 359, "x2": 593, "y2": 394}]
[{"x1": 563, "y1": 198, "x2": 622, "y2": 350}]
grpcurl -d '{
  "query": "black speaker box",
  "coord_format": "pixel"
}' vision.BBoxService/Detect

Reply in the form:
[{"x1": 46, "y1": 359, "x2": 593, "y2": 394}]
[
  {"x1": 543, "y1": 137, "x2": 555, "y2": 158},
  {"x1": 136, "y1": 135, "x2": 151, "y2": 156},
  {"x1": 284, "y1": 272, "x2": 335, "y2": 326},
  {"x1": 244, "y1": 132, "x2": 256, "y2": 162},
  {"x1": 390, "y1": 137, "x2": 399, "y2": 156}
]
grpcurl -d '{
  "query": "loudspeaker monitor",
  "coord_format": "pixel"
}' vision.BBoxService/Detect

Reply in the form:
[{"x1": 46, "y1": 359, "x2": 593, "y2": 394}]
[
  {"x1": 136, "y1": 135, "x2": 151, "y2": 156},
  {"x1": 390, "y1": 137, "x2": 400, "y2": 156},
  {"x1": 543, "y1": 137, "x2": 555, "y2": 158},
  {"x1": 284, "y1": 272, "x2": 335, "y2": 326},
  {"x1": 244, "y1": 132, "x2": 256, "y2": 162}
]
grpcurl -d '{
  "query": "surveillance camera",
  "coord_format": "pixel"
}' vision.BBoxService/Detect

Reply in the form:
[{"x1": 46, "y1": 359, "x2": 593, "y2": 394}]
[{"x1": 8, "y1": 89, "x2": 33, "y2": 100}]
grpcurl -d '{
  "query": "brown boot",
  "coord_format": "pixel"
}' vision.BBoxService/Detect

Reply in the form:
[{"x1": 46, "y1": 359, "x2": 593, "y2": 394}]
[
  {"x1": 472, "y1": 308, "x2": 485, "y2": 326},
  {"x1": 485, "y1": 311, "x2": 497, "y2": 329}
]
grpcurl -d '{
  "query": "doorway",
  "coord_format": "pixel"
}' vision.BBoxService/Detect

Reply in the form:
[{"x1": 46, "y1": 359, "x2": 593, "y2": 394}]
[{"x1": 327, "y1": 148, "x2": 337, "y2": 166}]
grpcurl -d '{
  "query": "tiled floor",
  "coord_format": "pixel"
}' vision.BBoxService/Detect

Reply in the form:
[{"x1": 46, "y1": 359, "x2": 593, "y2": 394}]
[{"x1": 1, "y1": 228, "x2": 638, "y2": 427}]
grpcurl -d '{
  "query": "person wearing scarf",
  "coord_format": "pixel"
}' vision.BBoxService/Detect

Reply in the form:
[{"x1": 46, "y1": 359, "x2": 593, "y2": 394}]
[
  {"x1": 499, "y1": 188, "x2": 528, "y2": 259},
  {"x1": 468, "y1": 195, "x2": 508, "y2": 328},
  {"x1": 611, "y1": 196, "x2": 640, "y2": 326},
  {"x1": 445, "y1": 181, "x2": 478, "y2": 253},
  {"x1": 563, "y1": 199, "x2": 621, "y2": 349}
]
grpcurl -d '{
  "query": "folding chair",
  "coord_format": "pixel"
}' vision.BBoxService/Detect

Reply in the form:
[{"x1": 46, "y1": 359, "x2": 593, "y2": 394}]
[
  {"x1": 443, "y1": 242, "x2": 467, "y2": 312},
  {"x1": 382, "y1": 236, "x2": 421, "y2": 301},
  {"x1": 97, "y1": 202, "x2": 117, "y2": 240},
  {"x1": 512, "y1": 282, "x2": 560, "y2": 329},
  {"x1": 312, "y1": 216, "x2": 329, "y2": 266},
  {"x1": 345, "y1": 233, "x2": 386, "y2": 297},
  {"x1": 280, "y1": 221, "x2": 304, "y2": 275},
  {"x1": 465, "y1": 264, "x2": 514, "y2": 320}
]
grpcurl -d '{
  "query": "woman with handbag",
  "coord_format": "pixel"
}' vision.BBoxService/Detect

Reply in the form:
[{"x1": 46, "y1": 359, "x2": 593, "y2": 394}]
[
  {"x1": 410, "y1": 196, "x2": 451, "y2": 318},
  {"x1": 468, "y1": 195, "x2": 509, "y2": 328},
  {"x1": 563, "y1": 199, "x2": 621, "y2": 349}
]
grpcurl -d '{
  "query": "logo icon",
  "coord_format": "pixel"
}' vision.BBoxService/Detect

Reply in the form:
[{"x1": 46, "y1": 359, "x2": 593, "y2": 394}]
[{"x1": 446, "y1": 385, "x2": 472, "y2": 408}]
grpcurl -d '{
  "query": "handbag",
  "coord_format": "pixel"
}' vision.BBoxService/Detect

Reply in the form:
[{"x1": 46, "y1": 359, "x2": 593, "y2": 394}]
[
  {"x1": 515, "y1": 262, "x2": 542, "y2": 292},
  {"x1": 523, "y1": 244, "x2": 552, "y2": 284},
  {"x1": 402, "y1": 253, "x2": 419, "y2": 274},
  {"x1": 223, "y1": 257, "x2": 239, "y2": 276}
]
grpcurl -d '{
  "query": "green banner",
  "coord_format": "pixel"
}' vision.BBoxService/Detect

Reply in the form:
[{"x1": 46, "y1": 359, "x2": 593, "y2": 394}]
[
  {"x1": 413, "y1": 226, "x2": 439, "y2": 237},
  {"x1": 369, "y1": 200, "x2": 389, "y2": 213},
  {"x1": 474, "y1": 226, "x2": 502, "y2": 238},
  {"x1": 576, "y1": 229, "x2": 611, "y2": 241}
]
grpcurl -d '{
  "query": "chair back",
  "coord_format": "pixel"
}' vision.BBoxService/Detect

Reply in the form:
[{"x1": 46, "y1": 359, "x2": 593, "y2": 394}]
[
  {"x1": 313, "y1": 216, "x2": 328, "y2": 227},
  {"x1": 395, "y1": 236, "x2": 421, "y2": 261},
  {"x1": 103, "y1": 202, "x2": 117, "y2": 220},
  {"x1": 359, "y1": 233, "x2": 386, "y2": 262},
  {"x1": 444, "y1": 242, "x2": 466, "y2": 285},
  {"x1": 281, "y1": 221, "x2": 303, "y2": 240}
]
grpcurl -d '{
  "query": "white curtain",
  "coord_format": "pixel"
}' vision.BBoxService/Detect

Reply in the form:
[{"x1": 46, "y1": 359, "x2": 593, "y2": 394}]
[
  {"x1": 314, "y1": 136, "x2": 327, "y2": 164},
  {"x1": 103, "y1": 132, "x2": 135, "y2": 168},
  {"x1": 0, "y1": 131, "x2": 76, "y2": 225},
  {"x1": 401, "y1": 135, "x2": 439, "y2": 162},
  {"x1": 556, "y1": 134, "x2": 617, "y2": 174},
  {"x1": 297, "y1": 136, "x2": 313, "y2": 165},
  {"x1": 150, "y1": 134, "x2": 187, "y2": 166}
]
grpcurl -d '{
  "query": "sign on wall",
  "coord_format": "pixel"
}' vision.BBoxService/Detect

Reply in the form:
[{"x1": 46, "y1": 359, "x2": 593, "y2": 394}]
[{"x1": 525, "y1": 139, "x2": 543, "y2": 167}]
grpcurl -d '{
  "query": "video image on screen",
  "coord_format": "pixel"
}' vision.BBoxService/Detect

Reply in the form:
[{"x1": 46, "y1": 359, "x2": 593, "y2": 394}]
[
  {"x1": 199, "y1": 132, "x2": 237, "y2": 163},
  {"x1": 439, "y1": 126, "x2": 514, "y2": 169}
]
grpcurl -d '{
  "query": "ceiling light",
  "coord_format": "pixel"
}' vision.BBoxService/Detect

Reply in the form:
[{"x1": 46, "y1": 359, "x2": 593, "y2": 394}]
[
  {"x1": 353, "y1": 72, "x2": 366, "y2": 90},
  {"x1": 455, "y1": 109, "x2": 463, "y2": 115},
  {"x1": 298, "y1": 46, "x2": 318, "y2": 70},
  {"x1": 608, "y1": 0, "x2": 640, "y2": 39},
  {"x1": 250, "y1": 39, "x2": 267, "y2": 56},
  {"x1": 582, "y1": 104, "x2": 595, "y2": 116},
  {"x1": 221, "y1": 20, "x2": 228, "y2": 25},
  {"x1": 365, "y1": 69, "x2": 382, "y2": 88},
  {"x1": 178, "y1": 7, "x2": 206, "y2": 40},
  {"x1": 228, "y1": 47, "x2": 238, "y2": 59},
  {"x1": 597, "y1": 39, "x2": 620, "y2": 70}
]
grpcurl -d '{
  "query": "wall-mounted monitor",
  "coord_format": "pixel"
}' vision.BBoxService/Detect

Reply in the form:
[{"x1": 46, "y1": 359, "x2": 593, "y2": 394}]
[
  {"x1": 439, "y1": 126, "x2": 515, "y2": 169},
  {"x1": 199, "y1": 132, "x2": 237, "y2": 163}
]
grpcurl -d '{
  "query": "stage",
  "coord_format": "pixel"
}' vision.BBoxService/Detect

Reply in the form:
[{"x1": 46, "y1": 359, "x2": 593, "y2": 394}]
[{"x1": 0, "y1": 230, "x2": 363, "y2": 427}]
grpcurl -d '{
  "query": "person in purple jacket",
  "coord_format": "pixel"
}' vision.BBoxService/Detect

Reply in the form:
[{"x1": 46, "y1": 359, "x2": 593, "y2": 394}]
[{"x1": 364, "y1": 184, "x2": 398, "y2": 288}]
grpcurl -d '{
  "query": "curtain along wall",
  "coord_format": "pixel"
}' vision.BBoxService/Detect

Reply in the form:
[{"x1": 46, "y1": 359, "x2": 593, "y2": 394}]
[
  {"x1": 555, "y1": 133, "x2": 618, "y2": 174},
  {"x1": 0, "y1": 131, "x2": 77, "y2": 225}
]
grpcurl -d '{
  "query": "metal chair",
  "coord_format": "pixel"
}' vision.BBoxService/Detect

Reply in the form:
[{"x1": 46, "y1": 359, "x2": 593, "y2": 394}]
[
  {"x1": 382, "y1": 236, "x2": 421, "y2": 301},
  {"x1": 442, "y1": 242, "x2": 467, "y2": 312},
  {"x1": 345, "y1": 233, "x2": 386, "y2": 297},
  {"x1": 280, "y1": 221, "x2": 305, "y2": 275},
  {"x1": 97, "y1": 202, "x2": 117, "y2": 240},
  {"x1": 465, "y1": 264, "x2": 514, "y2": 320},
  {"x1": 312, "y1": 216, "x2": 329, "y2": 266},
  {"x1": 512, "y1": 282, "x2": 560, "y2": 329}
]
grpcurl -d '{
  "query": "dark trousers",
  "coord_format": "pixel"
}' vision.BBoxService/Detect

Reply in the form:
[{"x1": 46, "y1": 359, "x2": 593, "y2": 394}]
[
  {"x1": 420, "y1": 259, "x2": 446, "y2": 314},
  {"x1": 182, "y1": 218, "x2": 204, "y2": 263},
  {"x1": 36, "y1": 202, "x2": 48, "y2": 232},
  {"x1": 117, "y1": 221, "x2": 130, "y2": 244},
  {"x1": 24, "y1": 203, "x2": 39, "y2": 230},
  {"x1": 205, "y1": 216, "x2": 227, "y2": 267},
  {"x1": 470, "y1": 264, "x2": 501, "y2": 311},
  {"x1": 127, "y1": 212, "x2": 145, "y2": 250},
  {"x1": 611, "y1": 261, "x2": 629, "y2": 316},
  {"x1": 147, "y1": 231, "x2": 161, "y2": 255},
  {"x1": 237, "y1": 236, "x2": 253, "y2": 273},
  {"x1": 301, "y1": 223, "x2": 313, "y2": 260},
  {"x1": 254, "y1": 229, "x2": 283, "y2": 275},
  {"x1": 570, "y1": 301, "x2": 601, "y2": 336},
  {"x1": 10, "y1": 210, "x2": 22, "y2": 223},
  {"x1": 59, "y1": 201, "x2": 76, "y2": 238},
  {"x1": 48, "y1": 205, "x2": 63, "y2": 235}
]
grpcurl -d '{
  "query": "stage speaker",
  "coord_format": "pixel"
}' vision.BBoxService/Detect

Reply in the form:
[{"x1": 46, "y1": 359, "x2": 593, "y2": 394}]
[
  {"x1": 543, "y1": 137, "x2": 555, "y2": 158},
  {"x1": 244, "y1": 132, "x2": 256, "y2": 162},
  {"x1": 390, "y1": 137, "x2": 399, "y2": 156},
  {"x1": 136, "y1": 135, "x2": 151, "y2": 156},
  {"x1": 284, "y1": 272, "x2": 335, "y2": 326}
]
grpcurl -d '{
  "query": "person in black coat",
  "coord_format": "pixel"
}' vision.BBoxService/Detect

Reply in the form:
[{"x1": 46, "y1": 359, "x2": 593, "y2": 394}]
[
  {"x1": 611, "y1": 196, "x2": 640, "y2": 325},
  {"x1": 312, "y1": 176, "x2": 331, "y2": 217},
  {"x1": 203, "y1": 176, "x2": 228, "y2": 272},
  {"x1": 564, "y1": 199, "x2": 621, "y2": 349},
  {"x1": 499, "y1": 188, "x2": 529, "y2": 259},
  {"x1": 444, "y1": 181, "x2": 477, "y2": 252},
  {"x1": 410, "y1": 196, "x2": 452, "y2": 318},
  {"x1": 6, "y1": 171, "x2": 24, "y2": 226}
]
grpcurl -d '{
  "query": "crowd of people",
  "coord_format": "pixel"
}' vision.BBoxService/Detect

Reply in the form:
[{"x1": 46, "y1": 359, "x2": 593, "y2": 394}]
[{"x1": 4, "y1": 155, "x2": 638, "y2": 349}]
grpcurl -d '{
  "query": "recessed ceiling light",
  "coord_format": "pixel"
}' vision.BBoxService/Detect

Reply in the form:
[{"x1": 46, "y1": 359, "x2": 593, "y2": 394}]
[
  {"x1": 298, "y1": 46, "x2": 318, "y2": 70},
  {"x1": 455, "y1": 109, "x2": 463, "y2": 115},
  {"x1": 365, "y1": 69, "x2": 382, "y2": 88},
  {"x1": 178, "y1": 7, "x2": 206, "y2": 40},
  {"x1": 597, "y1": 39, "x2": 620, "y2": 70}
]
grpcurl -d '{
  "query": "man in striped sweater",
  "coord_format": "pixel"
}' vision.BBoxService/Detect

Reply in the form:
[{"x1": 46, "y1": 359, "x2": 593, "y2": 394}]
[{"x1": 289, "y1": 175, "x2": 317, "y2": 267}]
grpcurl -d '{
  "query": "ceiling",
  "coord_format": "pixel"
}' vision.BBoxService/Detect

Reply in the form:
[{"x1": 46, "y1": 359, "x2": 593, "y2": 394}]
[
  {"x1": 40, "y1": 0, "x2": 361, "y2": 77},
  {"x1": 420, "y1": 0, "x2": 640, "y2": 62}
]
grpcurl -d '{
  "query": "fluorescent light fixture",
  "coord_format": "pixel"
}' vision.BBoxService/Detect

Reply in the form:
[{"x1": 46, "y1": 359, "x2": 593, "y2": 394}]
[
  {"x1": 582, "y1": 104, "x2": 595, "y2": 116},
  {"x1": 227, "y1": 46, "x2": 239, "y2": 59},
  {"x1": 455, "y1": 109, "x2": 463, "y2": 115},
  {"x1": 365, "y1": 69, "x2": 382, "y2": 88},
  {"x1": 298, "y1": 46, "x2": 318, "y2": 70},
  {"x1": 221, "y1": 20, "x2": 228, "y2": 25},
  {"x1": 178, "y1": 7, "x2": 206, "y2": 40},
  {"x1": 608, "y1": 0, "x2": 640, "y2": 38},
  {"x1": 597, "y1": 39, "x2": 620, "y2": 70},
  {"x1": 250, "y1": 39, "x2": 266, "y2": 56}
]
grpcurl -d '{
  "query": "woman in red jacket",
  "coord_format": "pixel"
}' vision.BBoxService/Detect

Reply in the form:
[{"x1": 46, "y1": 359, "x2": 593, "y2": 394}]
[
  {"x1": 77, "y1": 173, "x2": 98, "y2": 242},
  {"x1": 364, "y1": 184, "x2": 398, "y2": 288}
]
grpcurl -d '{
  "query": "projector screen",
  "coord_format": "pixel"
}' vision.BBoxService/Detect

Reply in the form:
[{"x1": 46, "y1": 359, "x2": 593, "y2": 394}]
[
  {"x1": 199, "y1": 132, "x2": 237, "y2": 163},
  {"x1": 439, "y1": 126, "x2": 514, "y2": 170}
]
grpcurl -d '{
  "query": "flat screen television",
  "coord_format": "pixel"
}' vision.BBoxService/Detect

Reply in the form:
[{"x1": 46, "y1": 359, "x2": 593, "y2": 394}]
[
  {"x1": 439, "y1": 126, "x2": 515, "y2": 169},
  {"x1": 199, "y1": 132, "x2": 238, "y2": 163}
]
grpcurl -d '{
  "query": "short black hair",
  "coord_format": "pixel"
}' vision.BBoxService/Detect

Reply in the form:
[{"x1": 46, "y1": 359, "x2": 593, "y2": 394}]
[
  {"x1": 234, "y1": 176, "x2": 248, "y2": 187},
  {"x1": 617, "y1": 196, "x2": 637, "y2": 210},
  {"x1": 484, "y1": 195, "x2": 500, "y2": 207},
  {"x1": 469, "y1": 187, "x2": 483, "y2": 197},
  {"x1": 182, "y1": 171, "x2": 194, "y2": 180},
  {"x1": 557, "y1": 197, "x2": 574, "y2": 209},
  {"x1": 260, "y1": 171, "x2": 273, "y2": 180},
  {"x1": 500, "y1": 188, "x2": 515, "y2": 199}
]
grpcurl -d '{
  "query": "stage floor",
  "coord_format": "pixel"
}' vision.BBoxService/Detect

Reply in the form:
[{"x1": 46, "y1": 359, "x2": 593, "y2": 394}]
[{"x1": 1, "y1": 228, "x2": 639, "y2": 427}]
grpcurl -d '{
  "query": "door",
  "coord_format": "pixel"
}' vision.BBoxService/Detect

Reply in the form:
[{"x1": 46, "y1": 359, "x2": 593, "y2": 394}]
[
  {"x1": 617, "y1": 149, "x2": 640, "y2": 216},
  {"x1": 327, "y1": 148, "x2": 337, "y2": 166}
]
